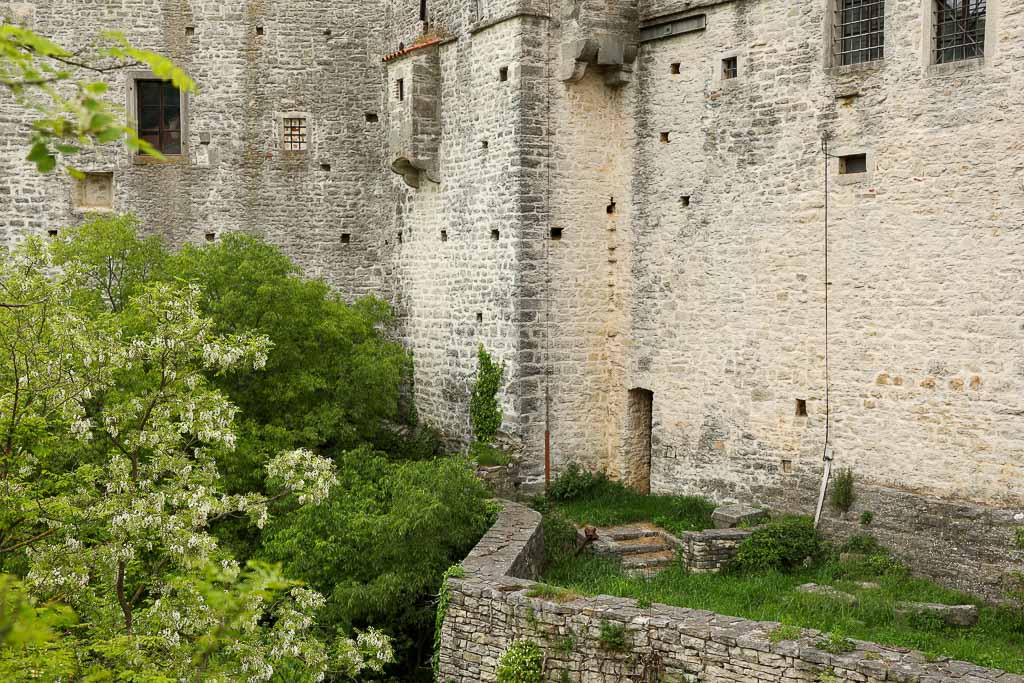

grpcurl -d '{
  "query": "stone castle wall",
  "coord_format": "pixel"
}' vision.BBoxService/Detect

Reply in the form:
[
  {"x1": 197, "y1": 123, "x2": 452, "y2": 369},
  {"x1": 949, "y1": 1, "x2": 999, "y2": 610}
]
[
  {"x1": 2, "y1": 0, "x2": 1023, "y2": 596},
  {"x1": 438, "y1": 501, "x2": 1023, "y2": 682}
]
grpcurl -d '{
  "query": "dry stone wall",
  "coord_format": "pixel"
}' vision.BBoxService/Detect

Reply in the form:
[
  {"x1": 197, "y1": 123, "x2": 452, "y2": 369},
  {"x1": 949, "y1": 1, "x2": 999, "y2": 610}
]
[{"x1": 438, "y1": 501, "x2": 1024, "y2": 683}]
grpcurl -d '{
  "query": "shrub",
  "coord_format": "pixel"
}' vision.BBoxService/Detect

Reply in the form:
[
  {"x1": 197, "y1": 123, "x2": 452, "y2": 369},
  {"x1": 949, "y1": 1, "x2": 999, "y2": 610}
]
[
  {"x1": 549, "y1": 463, "x2": 604, "y2": 501},
  {"x1": 839, "y1": 534, "x2": 883, "y2": 555},
  {"x1": 598, "y1": 620, "x2": 629, "y2": 652},
  {"x1": 769, "y1": 624, "x2": 802, "y2": 644},
  {"x1": 860, "y1": 511, "x2": 874, "y2": 526},
  {"x1": 815, "y1": 631, "x2": 855, "y2": 654},
  {"x1": 1015, "y1": 527, "x2": 1024, "y2": 550},
  {"x1": 496, "y1": 640, "x2": 544, "y2": 683},
  {"x1": 470, "y1": 441, "x2": 512, "y2": 466},
  {"x1": 732, "y1": 516, "x2": 822, "y2": 573},
  {"x1": 541, "y1": 511, "x2": 579, "y2": 566},
  {"x1": 470, "y1": 345, "x2": 505, "y2": 444},
  {"x1": 829, "y1": 467, "x2": 856, "y2": 513}
]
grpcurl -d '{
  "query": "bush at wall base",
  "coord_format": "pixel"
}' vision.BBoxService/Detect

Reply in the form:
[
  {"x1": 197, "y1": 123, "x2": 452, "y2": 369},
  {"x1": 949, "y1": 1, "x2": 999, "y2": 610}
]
[{"x1": 496, "y1": 639, "x2": 544, "y2": 683}]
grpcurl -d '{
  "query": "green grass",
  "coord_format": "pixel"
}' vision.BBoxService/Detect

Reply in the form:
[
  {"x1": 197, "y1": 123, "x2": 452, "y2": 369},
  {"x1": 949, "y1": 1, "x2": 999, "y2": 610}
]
[
  {"x1": 544, "y1": 478, "x2": 715, "y2": 537},
  {"x1": 470, "y1": 441, "x2": 511, "y2": 466},
  {"x1": 542, "y1": 551, "x2": 1024, "y2": 673}
]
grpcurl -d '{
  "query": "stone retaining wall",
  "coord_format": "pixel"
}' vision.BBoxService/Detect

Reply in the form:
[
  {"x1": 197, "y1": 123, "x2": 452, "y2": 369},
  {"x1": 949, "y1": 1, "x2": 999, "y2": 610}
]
[{"x1": 437, "y1": 502, "x2": 1022, "y2": 683}]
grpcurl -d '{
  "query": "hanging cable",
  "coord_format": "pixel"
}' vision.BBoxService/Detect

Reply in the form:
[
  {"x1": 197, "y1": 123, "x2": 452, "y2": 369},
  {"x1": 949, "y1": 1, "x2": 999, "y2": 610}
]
[{"x1": 814, "y1": 133, "x2": 836, "y2": 527}]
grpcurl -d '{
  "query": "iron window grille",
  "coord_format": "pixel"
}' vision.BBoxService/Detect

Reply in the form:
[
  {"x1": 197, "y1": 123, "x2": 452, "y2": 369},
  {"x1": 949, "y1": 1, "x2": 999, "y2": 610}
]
[
  {"x1": 835, "y1": 0, "x2": 885, "y2": 66},
  {"x1": 136, "y1": 80, "x2": 182, "y2": 155},
  {"x1": 934, "y1": 0, "x2": 986, "y2": 64},
  {"x1": 283, "y1": 118, "x2": 307, "y2": 151},
  {"x1": 722, "y1": 56, "x2": 738, "y2": 80}
]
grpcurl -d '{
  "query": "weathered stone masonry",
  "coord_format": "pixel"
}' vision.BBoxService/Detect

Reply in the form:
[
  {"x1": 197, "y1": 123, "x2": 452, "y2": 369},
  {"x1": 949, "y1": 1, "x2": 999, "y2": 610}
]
[
  {"x1": 2, "y1": 0, "x2": 1023, "y2": 597},
  {"x1": 438, "y1": 501, "x2": 1024, "y2": 682}
]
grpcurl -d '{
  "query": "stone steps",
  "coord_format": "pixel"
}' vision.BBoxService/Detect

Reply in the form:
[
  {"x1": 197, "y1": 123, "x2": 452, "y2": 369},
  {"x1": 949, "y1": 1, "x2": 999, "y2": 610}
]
[{"x1": 580, "y1": 524, "x2": 679, "y2": 578}]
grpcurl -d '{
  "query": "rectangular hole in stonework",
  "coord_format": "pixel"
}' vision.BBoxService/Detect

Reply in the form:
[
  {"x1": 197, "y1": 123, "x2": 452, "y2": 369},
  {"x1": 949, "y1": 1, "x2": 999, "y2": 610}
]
[
  {"x1": 205, "y1": 232, "x2": 216, "y2": 243},
  {"x1": 185, "y1": 26, "x2": 195, "y2": 37},
  {"x1": 256, "y1": 26, "x2": 264, "y2": 35},
  {"x1": 660, "y1": 132, "x2": 670, "y2": 143},
  {"x1": 499, "y1": 66, "x2": 509, "y2": 82},
  {"x1": 782, "y1": 459, "x2": 793, "y2": 474},
  {"x1": 476, "y1": 312, "x2": 483, "y2": 323},
  {"x1": 681, "y1": 195, "x2": 691, "y2": 207},
  {"x1": 441, "y1": 230, "x2": 448, "y2": 242},
  {"x1": 320, "y1": 163, "x2": 331, "y2": 171},
  {"x1": 397, "y1": 79, "x2": 405, "y2": 101},
  {"x1": 550, "y1": 227, "x2": 563, "y2": 240},
  {"x1": 795, "y1": 399, "x2": 808, "y2": 417},
  {"x1": 491, "y1": 229, "x2": 500, "y2": 241},
  {"x1": 606, "y1": 199, "x2": 616, "y2": 214},
  {"x1": 47, "y1": 229, "x2": 58, "y2": 238},
  {"x1": 341, "y1": 233, "x2": 351, "y2": 244},
  {"x1": 482, "y1": 140, "x2": 489, "y2": 150},
  {"x1": 839, "y1": 153, "x2": 867, "y2": 175},
  {"x1": 397, "y1": 231, "x2": 403, "y2": 244},
  {"x1": 365, "y1": 113, "x2": 378, "y2": 123},
  {"x1": 671, "y1": 62, "x2": 681, "y2": 74}
]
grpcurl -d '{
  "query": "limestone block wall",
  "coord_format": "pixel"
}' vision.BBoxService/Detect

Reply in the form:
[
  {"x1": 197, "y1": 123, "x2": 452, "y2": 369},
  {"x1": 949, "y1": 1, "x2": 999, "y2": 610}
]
[
  {"x1": 438, "y1": 501, "x2": 1023, "y2": 683},
  {"x1": 624, "y1": 0, "x2": 1024, "y2": 597},
  {"x1": 0, "y1": 0, "x2": 389, "y2": 297}
]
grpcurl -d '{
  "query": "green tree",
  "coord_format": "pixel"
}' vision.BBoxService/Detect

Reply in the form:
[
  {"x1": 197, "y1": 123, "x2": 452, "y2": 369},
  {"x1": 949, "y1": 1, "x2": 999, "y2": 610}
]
[
  {"x1": 0, "y1": 24, "x2": 195, "y2": 174},
  {"x1": 470, "y1": 345, "x2": 505, "y2": 444}
]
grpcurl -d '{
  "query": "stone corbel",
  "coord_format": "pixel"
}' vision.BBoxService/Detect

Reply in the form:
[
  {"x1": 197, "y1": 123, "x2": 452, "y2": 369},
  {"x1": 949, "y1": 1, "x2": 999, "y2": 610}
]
[{"x1": 559, "y1": 36, "x2": 638, "y2": 87}]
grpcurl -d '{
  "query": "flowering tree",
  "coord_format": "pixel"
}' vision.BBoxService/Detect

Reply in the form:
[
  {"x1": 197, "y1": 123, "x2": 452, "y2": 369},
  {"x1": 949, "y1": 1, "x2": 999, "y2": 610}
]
[{"x1": 0, "y1": 238, "x2": 392, "y2": 680}]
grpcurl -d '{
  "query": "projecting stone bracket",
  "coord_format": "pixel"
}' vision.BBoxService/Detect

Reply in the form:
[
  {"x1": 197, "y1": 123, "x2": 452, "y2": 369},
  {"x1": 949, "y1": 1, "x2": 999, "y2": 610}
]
[
  {"x1": 390, "y1": 156, "x2": 439, "y2": 189},
  {"x1": 559, "y1": 36, "x2": 638, "y2": 87}
]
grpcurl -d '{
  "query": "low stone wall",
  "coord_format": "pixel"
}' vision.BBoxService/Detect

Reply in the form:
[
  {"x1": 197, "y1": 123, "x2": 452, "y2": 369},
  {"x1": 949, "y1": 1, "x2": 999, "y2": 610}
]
[
  {"x1": 437, "y1": 502, "x2": 1022, "y2": 683},
  {"x1": 681, "y1": 528, "x2": 752, "y2": 574}
]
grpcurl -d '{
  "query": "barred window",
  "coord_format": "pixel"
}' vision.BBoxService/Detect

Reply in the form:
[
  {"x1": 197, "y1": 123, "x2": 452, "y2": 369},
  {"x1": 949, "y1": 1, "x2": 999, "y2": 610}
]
[
  {"x1": 935, "y1": 0, "x2": 986, "y2": 64},
  {"x1": 835, "y1": 0, "x2": 885, "y2": 66},
  {"x1": 722, "y1": 56, "x2": 738, "y2": 80},
  {"x1": 283, "y1": 118, "x2": 307, "y2": 151}
]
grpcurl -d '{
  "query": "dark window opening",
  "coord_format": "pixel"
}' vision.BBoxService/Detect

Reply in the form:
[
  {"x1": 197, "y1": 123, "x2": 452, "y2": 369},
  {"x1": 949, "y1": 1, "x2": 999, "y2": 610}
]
[
  {"x1": 482, "y1": 140, "x2": 489, "y2": 150},
  {"x1": 47, "y1": 229, "x2": 58, "y2": 238},
  {"x1": 136, "y1": 80, "x2": 182, "y2": 155},
  {"x1": 681, "y1": 195, "x2": 691, "y2": 207},
  {"x1": 660, "y1": 132, "x2": 670, "y2": 143},
  {"x1": 836, "y1": 0, "x2": 885, "y2": 65},
  {"x1": 341, "y1": 233, "x2": 351, "y2": 244},
  {"x1": 935, "y1": 0, "x2": 986, "y2": 64},
  {"x1": 365, "y1": 113, "x2": 379, "y2": 123},
  {"x1": 796, "y1": 399, "x2": 808, "y2": 417},
  {"x1": 550, "y1": 227, "x2": 563, "y2": 240},
  {"x1": 205, "y1": 232, "x2": 216, "y2": 243},
  {"x1": 396, "y1": 79, "x2": 405, "y2": 101},
  {"x1": 320, "y1": 163, "x2": 331, "y2": 171},
  {"x1": 670, "y1": 62, "x2": 681, "y2": 74},
  {"x1": 782, "y1": 459, "x2": 793, "y2": 474},
  {"x1": 499, "y1": 66, "x2": 509, "y2": 82},
  {"x1": 476, "y1": 312, "x2": 483, "y2": 323},
  {"x1": 324, "y1": 28, "x2": 332, "y2": 36},
  {"x1": 491, "y1": 229, "x2": 500, "y2": 241},
  {"x1": 839, "y1": 153, "x2": 868, "y2": 175},
  {"x1": 397, "y1": 231, "x2": 403, "y2": 244},
  {"x1": 441, "y1": 230, "x2": 448, "y2": 242},
  {"x1": 722, "y1": 56, "x2": 738, "y2": 79},
  {"x1": 185, "y1": 26, "x2": 195, "y2": 37},
  {"x1": 256, "y1": 26, "x2": 264, "y2": 35},
  {"x1": 420, "y1": 0, "x2": 428, "y2": 26},
  {"x1": 607, "y1": 199, "x2": 616, "y2": 214}
]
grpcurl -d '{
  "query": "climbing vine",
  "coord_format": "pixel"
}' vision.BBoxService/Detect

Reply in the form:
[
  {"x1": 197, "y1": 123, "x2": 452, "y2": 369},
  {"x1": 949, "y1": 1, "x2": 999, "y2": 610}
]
[
  {"x1": 470, "y1": 345, "x2": 506, "y2": 444},
  {"x1": 433, "y1": 563, "x2": 465, "y2": 673}
]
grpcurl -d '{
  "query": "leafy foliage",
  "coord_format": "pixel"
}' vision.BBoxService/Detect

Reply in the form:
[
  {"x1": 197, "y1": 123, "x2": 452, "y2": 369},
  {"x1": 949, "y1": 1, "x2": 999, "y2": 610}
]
[
  {"x1": 433, "y1": 564, "x2": 465, "y2": 673},
  {"x1": 548, "y1": 463, "x2": 604, "y2": 501},
  {"x1": 815, "y1": 630, "x2": 855, "y2": 654},
  {"x1": 496, "y1": 639, "x2": 544, "y2": 683},
  {"x1": 829, "y1": 467, "x2": 856, "y2": 513},
  {"x1": 860, "y1": 511, "x2": 874, "y2": 526},
  {"x1": 0, "y1": 25, "x2": 195, "y2": 174},
  {"x1": 598, "y1": 620, "x2": 629, "y2": 652},
  {"x1": 1015, "y1": 527, "x2": 1024, "y2": 551},
  {"x1": 733, "y1": 516, "x2": 822, "y2": 573},
  {"x1": 470, "y1": 345, "x2": 505, "y2": 444}
]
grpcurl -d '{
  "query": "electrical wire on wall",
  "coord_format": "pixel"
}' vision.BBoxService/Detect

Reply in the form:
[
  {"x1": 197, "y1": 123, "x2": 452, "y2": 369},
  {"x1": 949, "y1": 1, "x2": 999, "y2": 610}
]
[{"x1": 813, "y1": 132, "x2": 837, "y2": 528}]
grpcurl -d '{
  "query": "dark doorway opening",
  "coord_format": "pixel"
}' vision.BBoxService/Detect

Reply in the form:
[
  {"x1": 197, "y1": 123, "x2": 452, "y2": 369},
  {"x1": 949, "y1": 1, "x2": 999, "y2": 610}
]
[{"x1": 625, "y1": 388, "x2": 654, "y2": 494}]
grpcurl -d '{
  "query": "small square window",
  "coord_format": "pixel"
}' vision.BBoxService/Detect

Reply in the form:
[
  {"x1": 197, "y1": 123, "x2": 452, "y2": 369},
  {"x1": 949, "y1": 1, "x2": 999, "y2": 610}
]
[
  {"x1": 839, "y1": 153, "x2": 867, "y2": 175},
  {"x1": 47, "y1": 229, "x2": 58, "y2": 238},
  {"x1": 396, "y1": 79, "x2": 405, "y2": 101},
  {"x1": 283, "y1": 117, "x2": 307, "y2": 151},
  {"x1": 256, "y1": 26, "x2": 264, "y2": 36},
  {"x1": 550, "y1": 227, "x2": 563, "y2": 240},
  {"x1": 365, "y1": 113, "x2": 379, "y2": 123},
  {"x1": 205, "y1": 232, "x2": 216, "y2": 243},
  {"x1": 185, "y1": 26, "x2": 195, "y2": 37},
  {"x1": 476, "y1": 312, "x2": 483, "y2": 323},
  {"x1": 670, "y1": 62, "x2": 681, "y2": 74},
  {"x1": 491, "y1": 229, "x2": 500, "y2": 241},
  {"x1": 320, "y1": 162, "x2": 331, "y2": 171},
  {"x1": 341, "y1": 233, "x2": 351, "y2": 244},
  {"x1": 441, "y1": 230, "x2": 448, "y2": 242},
  {"x1": 659, "y1": 132, "x2": 670, "y2": 143},
  {"x1": 722, "y1": 56, "x2": 738, "y2": 80},
  {"x1": 499, "y1": 66, "x2": 509, "y2": 82},
  {"x1": 795, "y1": 399, "x2": 808, "y2": 417},
  {"x1": 681, "y1": 195, "x2": 691, "y2": 207}
]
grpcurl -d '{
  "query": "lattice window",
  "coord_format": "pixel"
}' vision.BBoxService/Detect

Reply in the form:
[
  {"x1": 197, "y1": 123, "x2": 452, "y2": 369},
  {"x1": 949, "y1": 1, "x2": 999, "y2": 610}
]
[
  {"x1": 835, "y1": 0, "x2": 885, "y2": 66},
  {"x1": 935, "y1": 0, "x2": 986, "y2": 63},
  {"x1": 136, "y1": 80, "x2": 182, "y2": 155},
  {"x1": 283, "y1": 117, "x2": 307, "y2": 151},
  {"x1": 722, "y1": 57, "x2": 738, "y2": 80}
]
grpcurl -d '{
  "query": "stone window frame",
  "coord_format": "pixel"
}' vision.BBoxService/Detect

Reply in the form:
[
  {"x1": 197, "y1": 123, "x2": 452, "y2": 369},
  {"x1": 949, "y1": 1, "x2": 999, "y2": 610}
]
[
  {"x1": 711, "y1": 50, "x2": 744, "y2": 91},
  {"x1": 126, "y1": 71, "x2": 190, "y2": 165},
  {"x1": 832, "y1": 147, "x2": 875, "y2": 186},
  {"x1": 278, "y1": 111, "x2": 313, "y2": 155},
  {"x1": 822, "y1": 0, "x2": 892, "y2": 74},
  {"x1": 922, "y1": 0, "x2": 997, "y2": 75}
]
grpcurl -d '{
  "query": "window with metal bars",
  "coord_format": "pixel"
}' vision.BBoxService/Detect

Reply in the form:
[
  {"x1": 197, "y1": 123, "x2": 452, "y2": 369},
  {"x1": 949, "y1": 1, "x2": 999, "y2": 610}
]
[
  {"x1": 934, "y1": 0, "x2": 986, "y2": 63},
  {"x1": 136, "y1": 80, "x2": 182, "y2": 155},
  {"x1": 834, "y1": 0, "x2": 885, "y2": 66},
  {"x1": 283, "y1": 118, "x2": 307, "y2": 151}
]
